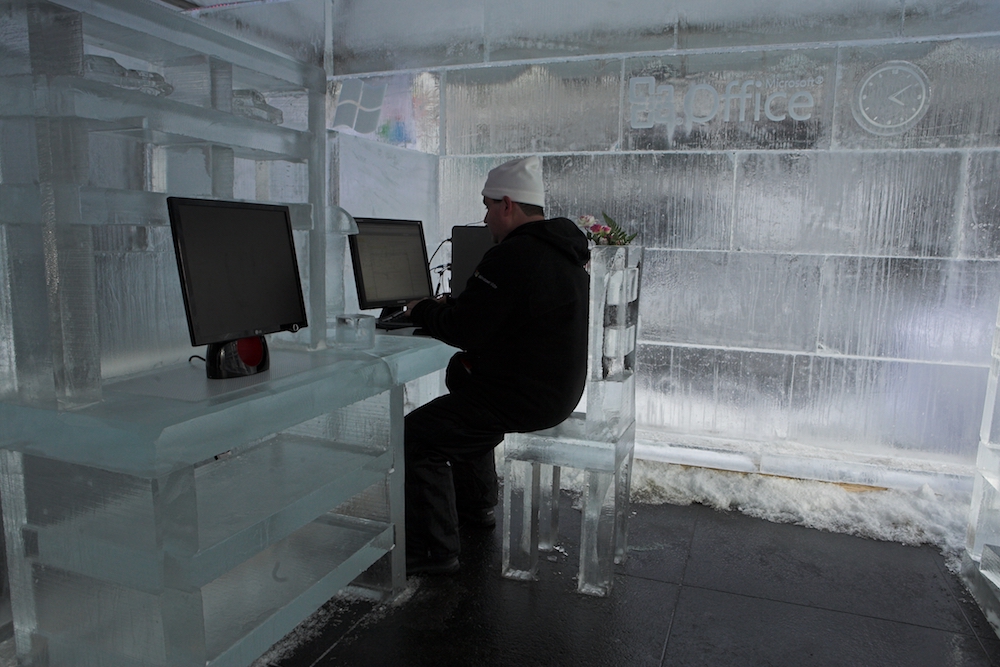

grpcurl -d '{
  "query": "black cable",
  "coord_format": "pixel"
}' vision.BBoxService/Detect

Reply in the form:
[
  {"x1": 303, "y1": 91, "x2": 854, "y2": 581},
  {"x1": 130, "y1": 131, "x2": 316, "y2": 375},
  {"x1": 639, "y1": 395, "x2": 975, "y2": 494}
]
[
  {"x1": 428, "y1": 237, "x2": 450, "y2": 266},
  {"x1": 427, "y1": 236, "x2": 454, "y2": 296},
  {"x1": 431, "y1": 264, "x2": 448, "y2": 296},
  {"x1": 427, "y1": 224, "x2": 485, "y2": 296}
]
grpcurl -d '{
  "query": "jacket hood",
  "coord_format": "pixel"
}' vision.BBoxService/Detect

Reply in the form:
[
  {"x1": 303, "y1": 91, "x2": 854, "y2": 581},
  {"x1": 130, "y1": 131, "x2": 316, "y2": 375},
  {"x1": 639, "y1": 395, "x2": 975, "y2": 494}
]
[{"x1": 505, "y1": 217, "x2": 589, "y2": 266}]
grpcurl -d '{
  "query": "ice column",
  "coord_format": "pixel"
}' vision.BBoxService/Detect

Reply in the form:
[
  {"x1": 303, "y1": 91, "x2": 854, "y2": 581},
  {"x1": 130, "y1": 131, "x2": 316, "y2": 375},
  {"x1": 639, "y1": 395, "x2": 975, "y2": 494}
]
[{"x1": 0, "y1": 3, "x2": 101, "y2": 408}]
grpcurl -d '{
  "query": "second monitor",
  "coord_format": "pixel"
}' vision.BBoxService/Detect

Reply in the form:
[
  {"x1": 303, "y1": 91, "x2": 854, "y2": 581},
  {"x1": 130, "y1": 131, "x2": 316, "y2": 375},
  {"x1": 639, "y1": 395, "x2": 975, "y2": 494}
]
[
  {"x1": 348, "y1": 218, "x2": 434, "y2": 327},
  {"x1": 450, "y1": 225, "x2": 495, "y2": 298}
]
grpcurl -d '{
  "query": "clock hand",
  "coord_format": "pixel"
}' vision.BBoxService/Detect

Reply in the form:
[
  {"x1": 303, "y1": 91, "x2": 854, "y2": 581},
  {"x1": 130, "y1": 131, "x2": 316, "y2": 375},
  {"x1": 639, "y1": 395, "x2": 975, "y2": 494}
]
[{"x1": 888, "y1": 84, "x2": 915, "y2": 105}]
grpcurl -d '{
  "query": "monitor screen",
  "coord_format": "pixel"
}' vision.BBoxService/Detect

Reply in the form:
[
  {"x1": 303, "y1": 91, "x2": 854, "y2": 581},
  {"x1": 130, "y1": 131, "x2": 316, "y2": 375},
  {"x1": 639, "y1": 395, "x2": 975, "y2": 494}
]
[
  {"x1": 348, "y1": 218, "x2": 433, "y2": 310},
  {"x1": 167, "y1": 197, "x2": 308, "y2": 347},
  {"x1": 450, "y1": 225, "x2": 495, "y2": 297}
]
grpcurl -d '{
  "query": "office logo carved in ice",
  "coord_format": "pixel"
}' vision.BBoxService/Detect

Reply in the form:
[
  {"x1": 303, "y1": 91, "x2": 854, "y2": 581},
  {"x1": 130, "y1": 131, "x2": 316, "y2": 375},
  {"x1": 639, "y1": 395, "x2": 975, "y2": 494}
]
[
  {"x1": 333, "y1": 79, "x2": 387, "y2": 134},
  {"x1": 628, "y1": 75, "x2": 821, "y2": 133},
  {"x1": 852, "y1": 61, "x2": 931, "y2": 136}
]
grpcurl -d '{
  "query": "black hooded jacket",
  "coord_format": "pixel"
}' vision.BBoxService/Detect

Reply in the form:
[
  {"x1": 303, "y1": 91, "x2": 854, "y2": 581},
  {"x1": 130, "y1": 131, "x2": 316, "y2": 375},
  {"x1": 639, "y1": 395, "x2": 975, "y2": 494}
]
[{"x1": 411, "y1": 217, "x2": 590, "y2": 429}]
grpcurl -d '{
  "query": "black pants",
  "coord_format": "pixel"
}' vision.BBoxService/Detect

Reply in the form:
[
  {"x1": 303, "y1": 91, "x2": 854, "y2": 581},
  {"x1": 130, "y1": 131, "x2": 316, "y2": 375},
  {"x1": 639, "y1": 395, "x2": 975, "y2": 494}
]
[{"x1": 404, "y1": 392, "x2": 508, "y2": 560}]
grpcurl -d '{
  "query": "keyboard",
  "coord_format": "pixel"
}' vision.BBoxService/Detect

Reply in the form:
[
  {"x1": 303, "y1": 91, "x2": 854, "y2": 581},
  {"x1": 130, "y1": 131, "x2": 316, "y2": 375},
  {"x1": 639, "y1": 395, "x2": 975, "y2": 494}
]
[{"x1": 376, "y1": 309, "x2": 414, "y2": 330}]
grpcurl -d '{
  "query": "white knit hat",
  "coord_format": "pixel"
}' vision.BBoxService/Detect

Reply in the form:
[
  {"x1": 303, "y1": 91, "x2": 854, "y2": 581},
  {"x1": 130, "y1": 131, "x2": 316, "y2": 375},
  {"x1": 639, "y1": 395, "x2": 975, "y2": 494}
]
[{"x1": 481, "y1": 156, "x2": 545, "y2": 208}]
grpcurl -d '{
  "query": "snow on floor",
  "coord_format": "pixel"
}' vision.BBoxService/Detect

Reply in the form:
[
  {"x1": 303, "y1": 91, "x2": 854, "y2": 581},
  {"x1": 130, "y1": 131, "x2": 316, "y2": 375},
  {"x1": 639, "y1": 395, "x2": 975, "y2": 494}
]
[{"x1": 630, "y1": 459, "x2": 972, "y2": 572}]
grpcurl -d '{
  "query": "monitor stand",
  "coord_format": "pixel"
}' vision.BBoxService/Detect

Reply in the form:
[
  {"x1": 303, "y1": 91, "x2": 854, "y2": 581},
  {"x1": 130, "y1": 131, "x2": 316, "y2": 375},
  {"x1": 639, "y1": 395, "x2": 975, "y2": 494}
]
[{"x1": 206, "y1": 336, "x2": 270, "y2": 379}]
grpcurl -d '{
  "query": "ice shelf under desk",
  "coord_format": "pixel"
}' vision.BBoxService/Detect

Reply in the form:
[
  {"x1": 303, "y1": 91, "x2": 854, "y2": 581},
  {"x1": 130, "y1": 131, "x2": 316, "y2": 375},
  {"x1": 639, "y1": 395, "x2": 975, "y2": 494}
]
[
  {"x1": 0, "y1": 335, "x2": 454, "y2": 667},
  {"x1": 23, "y1": 435, "x2": 395, "y2": 591},
  {"x1": 32, "y1": 513, "x2": 393, "y2": 667}
]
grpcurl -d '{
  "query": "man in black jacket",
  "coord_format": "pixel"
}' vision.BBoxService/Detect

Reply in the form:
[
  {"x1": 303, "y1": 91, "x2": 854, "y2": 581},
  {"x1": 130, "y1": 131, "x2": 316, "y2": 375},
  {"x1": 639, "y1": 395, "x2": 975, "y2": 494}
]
[{"x1": 403, "y1": 156, "x2": 590, "y2": 575}]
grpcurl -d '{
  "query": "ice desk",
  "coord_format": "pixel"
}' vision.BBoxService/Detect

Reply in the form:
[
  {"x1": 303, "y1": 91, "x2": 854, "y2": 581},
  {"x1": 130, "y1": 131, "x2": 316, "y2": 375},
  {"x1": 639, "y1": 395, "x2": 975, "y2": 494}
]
[{"x1": 0, "y1": 335, "x2": 454, "y2": 667}]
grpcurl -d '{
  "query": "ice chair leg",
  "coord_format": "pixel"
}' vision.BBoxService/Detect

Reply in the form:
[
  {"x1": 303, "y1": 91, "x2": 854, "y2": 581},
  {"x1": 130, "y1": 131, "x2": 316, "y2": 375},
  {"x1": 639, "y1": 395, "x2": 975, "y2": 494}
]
[
  {"x1": 578, "y1": 469, "x2": 615, "y2": 596},
  {"x1": 538, "y1": 464, "x2": 560, "y2": 551},
  {"x1": 614, "y1": 449, "x2": 634, "y2": 565},
  {"x1": 502, "y1": 458, "x2": 540, "y2": 580}
]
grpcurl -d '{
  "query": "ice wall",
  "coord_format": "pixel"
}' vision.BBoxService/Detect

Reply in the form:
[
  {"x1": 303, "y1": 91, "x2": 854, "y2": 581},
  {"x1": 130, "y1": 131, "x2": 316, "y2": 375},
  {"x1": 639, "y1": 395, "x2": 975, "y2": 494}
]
[{"x1": 327, "y1": 0, "x2": 1000, "y2": 481}]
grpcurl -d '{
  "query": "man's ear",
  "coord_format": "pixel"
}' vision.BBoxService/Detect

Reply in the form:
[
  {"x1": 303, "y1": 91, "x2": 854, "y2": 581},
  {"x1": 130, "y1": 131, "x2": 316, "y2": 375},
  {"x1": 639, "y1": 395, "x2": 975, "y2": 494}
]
[{"x1": 502, "y1": 196, "x2": 517, "y2": 217}]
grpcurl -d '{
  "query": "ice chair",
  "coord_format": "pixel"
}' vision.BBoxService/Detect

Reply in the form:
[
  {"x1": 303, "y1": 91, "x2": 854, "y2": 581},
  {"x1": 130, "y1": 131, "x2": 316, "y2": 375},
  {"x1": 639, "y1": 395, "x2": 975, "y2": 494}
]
[{"x1": 502, "y1": 244, "x2": 641, "y2": 596}]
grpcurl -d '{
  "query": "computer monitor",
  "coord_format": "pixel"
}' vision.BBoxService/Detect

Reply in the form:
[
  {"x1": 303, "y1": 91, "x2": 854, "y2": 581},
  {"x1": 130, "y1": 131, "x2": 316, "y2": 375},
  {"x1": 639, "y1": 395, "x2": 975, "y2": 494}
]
[
  {"x1": 167, "y1": 197, "x2": 308, "y2": 379},
  {"x1": 450, "y1": 225, "x2": 495, "y2": 297},
  {"x1": 348, "y1": 218, "x2": 434, "y2": 312}
]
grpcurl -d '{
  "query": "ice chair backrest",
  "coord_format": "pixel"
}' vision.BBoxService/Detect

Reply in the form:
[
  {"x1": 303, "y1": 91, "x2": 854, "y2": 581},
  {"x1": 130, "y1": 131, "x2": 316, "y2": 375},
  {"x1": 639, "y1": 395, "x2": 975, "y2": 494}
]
[{"x1": 585, "y1": 245, "x2": 642, "y2": 432}]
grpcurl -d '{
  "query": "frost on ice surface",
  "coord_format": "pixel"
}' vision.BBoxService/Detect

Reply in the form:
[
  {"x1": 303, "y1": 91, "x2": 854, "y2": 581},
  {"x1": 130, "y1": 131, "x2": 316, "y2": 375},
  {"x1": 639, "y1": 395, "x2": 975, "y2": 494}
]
[{"x1": 631, "y1": 460, "x2": 971, "y2": 571}]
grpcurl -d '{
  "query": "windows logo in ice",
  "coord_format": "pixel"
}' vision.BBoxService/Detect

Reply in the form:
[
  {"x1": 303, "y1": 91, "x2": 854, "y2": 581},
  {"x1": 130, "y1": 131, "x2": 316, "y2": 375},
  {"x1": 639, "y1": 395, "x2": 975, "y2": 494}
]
[{"x1": 333, "y1": 79, "x2": 387, "y2": 134}]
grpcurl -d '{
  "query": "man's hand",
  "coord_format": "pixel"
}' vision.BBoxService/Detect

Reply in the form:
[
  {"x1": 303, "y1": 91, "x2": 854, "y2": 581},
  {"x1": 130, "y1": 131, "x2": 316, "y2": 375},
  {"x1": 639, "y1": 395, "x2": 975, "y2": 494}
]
[{"x1": 406, "y1": 295, "x2": 447, "y2": 313}]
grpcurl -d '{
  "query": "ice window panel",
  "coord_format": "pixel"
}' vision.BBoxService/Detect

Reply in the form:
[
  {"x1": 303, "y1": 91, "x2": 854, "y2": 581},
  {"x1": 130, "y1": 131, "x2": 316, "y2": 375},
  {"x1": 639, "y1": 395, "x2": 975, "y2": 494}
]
[
  {"x1": 544, "y1": 153, "x2": 736, "y2": 250},
  {"x1": 636, "y1": 343, "x2": 794, "y2": 441},
  {"x1": 816, "y1": 256, "x2": 1000, "y2": 364},
  {"x1": 640, "y1": 249, "x2": 824, "y2": 353},
  {"x1": 485, "y1": 0, "x2": 675, "y2": 61},
  {"x1": 903, "y1": 0, "x2": 1000, "y2": 37},
  {"x1": 835, "y1": 38, "x2": 1000, "y2": 149},
  {"x1": 444, "y1": 60, "x2": 621, "y2": 155},
  {"x1": 676, "y1": 0, "x2": 903, "y2": 50},
  {"x1": 329, "y1": 73, "x2": 440, "y2": 154},
  {"x1": 962, "y1": 151, "x2": 1000, "y2": 259},
  {"x1": 733, "y1": 151, "x2": 962, "y2": 257},
  {"x1": 625, "y1": 49, "x2": 836, "y2": 151},
  {"x1": 789, "y1": 355, "x2": 987, "y2": 462},
  {"x1": 332, "y1": 0, "x2": 485, "y2": 75}
]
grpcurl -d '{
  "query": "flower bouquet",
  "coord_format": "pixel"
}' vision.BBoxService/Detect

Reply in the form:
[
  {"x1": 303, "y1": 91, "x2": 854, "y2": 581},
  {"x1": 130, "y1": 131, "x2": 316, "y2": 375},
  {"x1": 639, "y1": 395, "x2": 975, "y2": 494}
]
[{"x1": 578, "y1": 212, "x2": 637, "y2": 246}]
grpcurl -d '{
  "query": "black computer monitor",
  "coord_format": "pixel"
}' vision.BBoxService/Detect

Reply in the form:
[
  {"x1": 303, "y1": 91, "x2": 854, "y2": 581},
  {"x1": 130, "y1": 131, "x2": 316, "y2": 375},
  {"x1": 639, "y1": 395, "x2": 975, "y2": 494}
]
[
  {"x1": 348, "y1": 218, "x2": 433, "y2": 312},
  {"x1": 450, "y1": 225, "x2": 495, "y2": 297},
  {"x1": 167, "y1": 197, "x2": 308, "y2": 379}
]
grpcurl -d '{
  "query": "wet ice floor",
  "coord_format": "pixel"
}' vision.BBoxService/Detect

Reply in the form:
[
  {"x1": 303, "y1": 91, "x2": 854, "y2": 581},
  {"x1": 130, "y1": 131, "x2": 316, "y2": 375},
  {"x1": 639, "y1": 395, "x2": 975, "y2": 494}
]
[{"x1": 256, "y1": 476, "x2": 999, "y2": 667}]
